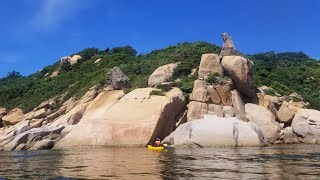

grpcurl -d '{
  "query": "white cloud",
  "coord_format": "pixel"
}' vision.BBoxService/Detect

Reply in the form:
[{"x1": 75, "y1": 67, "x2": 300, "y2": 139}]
[{"x1": 29, "y1": 0, "x2": 87, "y2": 30}]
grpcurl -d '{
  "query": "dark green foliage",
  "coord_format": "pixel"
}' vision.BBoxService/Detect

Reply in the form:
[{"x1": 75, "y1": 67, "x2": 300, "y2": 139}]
[
  {"x1": 150, "y1": 90, "x2": 165, "y2": 96},
  {"x1": 206, "y1": 72, "x2": 219, "y2": 84},
  {"x1": 111, "y1": 46, "x2": 137, "y2": 56}
]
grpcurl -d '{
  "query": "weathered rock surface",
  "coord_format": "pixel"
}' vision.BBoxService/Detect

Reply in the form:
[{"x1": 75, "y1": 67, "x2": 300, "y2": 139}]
[
  {"x1": 105, "y1": 66, "x2": 130, "y2": 90},
  {"x1": 148, "y1": 63, "x2": 177, "y2": 87},
  {"x1": 198, "y1": 53, "x2": 223, "y2": 79},
  {"x1": 163, "y1": 115, "x2": 265, "y2": 147},
  {"x1": 30, "y1": 139, "x2": 55, "y2": 150},
  {"x1": 223, "y1": 106, "x2": 235, "y2": 118},
  {"x1": 94, "y1": 58, "x2": 102, "y2": 64},
  {"x1": 50, "y1": 71, "x2": 59, "y2": 78},
  {"x1": 190, "y1": 80, "x2": 210, "y2": 103},
  {"x1": 292, "y1": 109, "x2": 320, "y2": 143},
  {"x1": 3, "y1": 126, "x2": 64, "y2": 150},
  {"x1": 257, "y1": 92, "x2": 278, "y2": 119},
  {"x1": 231, "y1": 90, "x2": 246, "y2": 121},
  {"x1": 245, "y1": 103, "x2": 280, "y2": 143},
  {"x1": 2, "y1": 108, "x2": 24, "y2": 126},
  {"x1": 277, "y1": 101, "x2": 300, "y2": 123},
  {"x1": 280, "y1": 127, "x2": 300, "y2": 144},
  {"x1": 55, "y1": 88, "x2": 185, "y2": 148},
  {"x1": 221, "y1": 56, "x2": 254, "y2": 97},
  {"x1": 220, "y1": 32, "x2": 237, "y2": 57}
]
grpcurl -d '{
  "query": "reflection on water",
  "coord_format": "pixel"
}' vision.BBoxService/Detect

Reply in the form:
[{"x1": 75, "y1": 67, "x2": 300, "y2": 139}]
[{"x1": 0, "y1": 145, "x2": 320, "y2": 179}]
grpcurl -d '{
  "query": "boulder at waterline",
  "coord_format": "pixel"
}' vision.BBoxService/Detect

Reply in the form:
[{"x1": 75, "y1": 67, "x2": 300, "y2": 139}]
[
  {"x1": 245, "y1": 103, "x2": 280, "y2": 143},
  {"x1": 163, "y1": 115, "x2": 265, "y2": 147},
  {"x1": 292, "y1": 109, "x2": 320, "y2": 143},
  {"x1": 55, "y1": 88, "x2": 185, "y2": 148}
]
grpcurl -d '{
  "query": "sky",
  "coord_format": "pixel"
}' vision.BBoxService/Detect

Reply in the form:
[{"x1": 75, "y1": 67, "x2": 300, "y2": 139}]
[{"x1": 0, "y1": 0, "x2": 319, "y2": 78}]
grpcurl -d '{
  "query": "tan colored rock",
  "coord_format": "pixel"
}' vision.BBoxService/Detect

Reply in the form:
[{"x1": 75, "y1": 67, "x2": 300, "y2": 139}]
[
  {"x1": 207, "y1": 104, "x2": 224, "y2": 117},
  {"x1": 0, "y1": 108, "x2": 7, "y2": 116},
  {"x1": 79, "y1": 87, "x2": 99, "y2": 104},
  {"x1": 2, "y1": 108, "x2": 24, "y2": 125},
  {"x1": 190, "y1": 80, "x2": 209, "y2": 102},
  {"x1": 70, "y1": 55, "x2": 82, "y2": 65},
  {"x1": 198, "y1": 53, "x2": 223, "y2": 79},
  {"x1": 50, "y1": 71, "x2": 59, "y2": 78},
  {"x1": 258, "y1": 93, "x2": 278, "y2": 119},
  {"x1": 55, "y1": 88, "x2": 185, "y2": 148},
  {"x1": 33, "y1": 108, "x2": 47, "y2": 119},
  {"x1": 221, "y1": 56, "x2": 254, "y2": 97},
  {"x1": 45, "y1": 106, "x2": 67, "y2": 123},
  {"x1": 245, "y1": 103, "x2": 280, "y2": 143},
  {"x1": 280, "y1": 127, "x2": 299, "y2": 144},
  {"x1": 277, "y1": 102, "x2": 300, "y2": 123},
  {"x1": 215, "y1": 84, "x2": 232, "y2": 106},
  {"x1": 30, "y1": 119, "x2": 44, "y2": 129},
  {"x1": 223, "y1": 106, "x2": 235, "y2": 118},
  {"x1": 94, "y1": 58, "x2": 102, "y2": 64},
  {"x1": 187, "y1": 101, "x2": 208, "y2": 121},
  {"x1": 207, "y1": 85, "x2": 221, "y2": 104},
  {"x1": 231, "y1": 90, "x2": 246, "y2": 121},
  {"x1": 148, "y1": 63, "x2": 177, "y2": 87},
  {"x1": 292, "y1": 109, "x2": 320, "y2": 143}
]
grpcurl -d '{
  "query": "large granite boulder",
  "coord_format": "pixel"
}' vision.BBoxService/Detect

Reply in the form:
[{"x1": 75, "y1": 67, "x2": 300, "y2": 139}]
[
  {"x1": 245, "y1": 103, "x2": 280, "y2": 143},
  {"x1": 148, "y1": 63, "x2": 177, "y2": 87},
  {"x1": 221, "y1": 56, "x2": 254, "y2": 97},
  {"x1": 220, "y1": 32, "x2": 237, "y2": 57},
  {"x1": 277, "y1": 101, "x2": 300, "y2": 123},
  {"x1": 0, "y1": 107, "x2": 7, "y2": 127},
  {"x1": 163, "y1": 115, "x2": 265, "y2": 147},
  {"x1": 292, "y1": 109, "x2": 320, "y2": 143},
  {"x1": 105, "y1": 66, "x2": 130, "y2": 90},
  {"x1": 2, "y1": 108, "x2": 24, "y2": 126},
  {"x1": 198, "y1": 53, "x2": 223, "y2": 79},
  {"x1": 70, "y1": 55, "x2": 82, "y2": 65},
  {"x1": 30, "y1": 139, "x2": 55, "y2": 150},
  {"x1": 55, "y1": 88, "x2": 185, "y2": 148}
]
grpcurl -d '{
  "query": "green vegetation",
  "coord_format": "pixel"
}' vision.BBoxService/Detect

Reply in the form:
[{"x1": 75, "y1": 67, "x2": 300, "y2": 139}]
[
  {"x1": 206, "y1": 72, "x2": 219, "y2": 84},
  {"x1": 1, "y1": 42, "x2": 319, "y2": 112},
  {"x1": 0, "y1": 42, "x2": 220, "y2": 112},
  {"x1": 252, "y1": 51, "x2": 320, "y2": 109},
  {"x1": 150, "y1": 90, "x2": 165, "y2": 96}
]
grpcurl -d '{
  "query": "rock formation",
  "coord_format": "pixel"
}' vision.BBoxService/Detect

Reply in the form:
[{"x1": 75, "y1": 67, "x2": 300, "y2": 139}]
[
  {"x1": 163, "y1": 115, "x2": 265, "y2": 147},
  {"x1": 148, "y1": 63, "x2": 177, "y2": 87},
  {"x1": 55, "y1": 88, "x2": 185, "y2": 148},
  {"x1": 292, "y1": 109, "x2": 320, "y2": 143},
  {"x1": 220, "y1": 32, "x2": 237, "y2": 57},
  {"x1": 221, "y1": 56, "x2": 255, "y2": 98},
  {"x1": 105, "y1": 66, "x2": 131, "y2": 90}
]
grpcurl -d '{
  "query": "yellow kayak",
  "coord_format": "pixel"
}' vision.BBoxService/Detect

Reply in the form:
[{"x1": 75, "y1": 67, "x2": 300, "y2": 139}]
[{"x1": 147, "y1": 145, "x2": 165, "y2": 151}]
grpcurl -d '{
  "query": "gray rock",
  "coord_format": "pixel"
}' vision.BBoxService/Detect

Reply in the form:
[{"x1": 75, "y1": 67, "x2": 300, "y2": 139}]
[
  {"x1": 292, "y1": 109, "x2": 320, "y2": 143},
  {"x1": 3, "y1": 126, "x2": 64, "y2": 151},
  {"x1": 30, "y1": 139, "x2": 55, "y2": 150},
  {"x1": 220, "y1": 32, "x2": 237, "y2": 57},
  {"x1": 163, "y1": 115, "x2": 265, "y2": 147},
  {"x1": 15, "y1": 143, "x2": 27, "y2": 151},
  {"x1": 106, "y1": 66, "x2": 130, "y2": 90}
]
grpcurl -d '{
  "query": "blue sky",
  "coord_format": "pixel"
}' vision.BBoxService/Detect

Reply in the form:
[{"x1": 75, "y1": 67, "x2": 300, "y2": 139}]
[{"x1": 0, "y1": 0, "x2": 319, "y2": 78}]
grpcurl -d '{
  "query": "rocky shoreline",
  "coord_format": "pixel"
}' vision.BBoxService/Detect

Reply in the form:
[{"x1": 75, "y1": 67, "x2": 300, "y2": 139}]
[{"x1": 1, "y1": 33, "x2": 320, "y2": 151}]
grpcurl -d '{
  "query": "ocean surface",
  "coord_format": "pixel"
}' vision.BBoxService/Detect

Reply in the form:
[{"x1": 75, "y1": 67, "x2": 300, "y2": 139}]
[{"x1": 0, "y1": 144, "x2": 320, "y2": 179}]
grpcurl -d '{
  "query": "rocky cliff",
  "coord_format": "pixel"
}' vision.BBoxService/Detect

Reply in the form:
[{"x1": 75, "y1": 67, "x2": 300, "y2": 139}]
[{"x1": 1, "y1": 33, "x2": 320, "y2": 151}]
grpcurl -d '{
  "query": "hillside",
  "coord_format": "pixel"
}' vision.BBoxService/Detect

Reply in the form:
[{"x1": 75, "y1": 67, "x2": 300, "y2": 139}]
[{"x1": 0, "y1": 42, "x2": 319, "y2": 112}]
